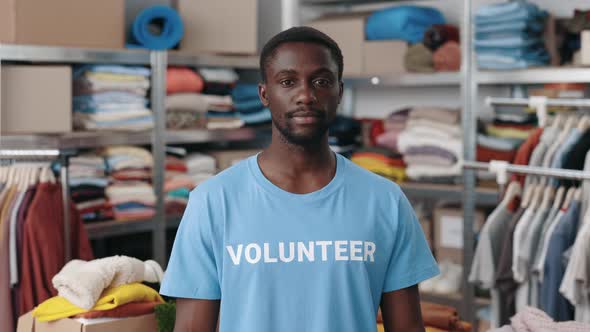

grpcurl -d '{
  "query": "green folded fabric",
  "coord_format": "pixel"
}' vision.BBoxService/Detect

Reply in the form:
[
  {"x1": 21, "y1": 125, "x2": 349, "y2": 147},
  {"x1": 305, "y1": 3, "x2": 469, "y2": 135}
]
[{"x1": 405, "y1": 43, "x2": 435, "y2": 73}]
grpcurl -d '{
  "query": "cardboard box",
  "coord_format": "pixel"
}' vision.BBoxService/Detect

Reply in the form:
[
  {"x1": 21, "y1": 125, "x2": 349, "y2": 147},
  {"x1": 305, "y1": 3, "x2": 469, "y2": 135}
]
[
  {"x1": 433, "y1": 207, "x2": 485, "y2": 264},
  {"x1": 1, "y1": 65, "x2": 72, "y2": 134},
  {"x1": 309, "y1": 15, "x2": 408, "y2": 76},
  {"x1": 0, "y1": 0, "x2": 124, "y2": 48},
  {"x1": 308, "y1": 14, "x2": 368, "y2": 76},
  {"x1": 582, "y1": 30, "x2": 590, "y2": 66},
  {"x1": 178, "y1": 0, "x2": 284, "y2": 55},
  {"x1": 17, "y1": 311, "x2": 157, "y2": 332},
  {"x1": 363, "y1": 41, "x2": 408, "y2": 76}
]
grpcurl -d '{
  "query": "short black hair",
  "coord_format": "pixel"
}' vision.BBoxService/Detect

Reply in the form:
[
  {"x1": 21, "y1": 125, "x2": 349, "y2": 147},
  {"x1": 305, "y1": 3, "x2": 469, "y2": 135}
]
[{"x1": 259, "y1": 26, "x2": 344, "y2": 82}]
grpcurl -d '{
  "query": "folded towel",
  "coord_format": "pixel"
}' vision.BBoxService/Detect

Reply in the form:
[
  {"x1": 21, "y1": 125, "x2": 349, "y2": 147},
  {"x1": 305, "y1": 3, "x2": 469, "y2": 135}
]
[
  {"x1": 51, "y1": 256, "x2": 164, "y2": 310},
  {"x1": 423, "y1": 24, "x2": 460, "y2": 51},
  {"x1": 166, "y1": 93, "x2": 233, "y2": 112},
  {"x1": 34, "y1": 283, "x2": 164, "y2": 322},
  {"x1": 199, "y1": 68, "x2": 239, "y2": 84}
]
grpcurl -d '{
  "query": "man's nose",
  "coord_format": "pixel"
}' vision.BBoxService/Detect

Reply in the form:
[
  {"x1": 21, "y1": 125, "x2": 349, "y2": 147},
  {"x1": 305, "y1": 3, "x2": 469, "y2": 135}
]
[{"x1": 295, "y1": 82, "x2": 317, "y2": 105}]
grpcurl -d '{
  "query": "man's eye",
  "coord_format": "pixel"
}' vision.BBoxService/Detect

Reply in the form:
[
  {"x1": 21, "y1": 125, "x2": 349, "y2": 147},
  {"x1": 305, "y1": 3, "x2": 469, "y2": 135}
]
[
  {"x1": 280, "y1": 80, "x2": 294, "y2": 87},
  {"x1": 314, "y1": 79, "x2": 331, "y2": 87}
]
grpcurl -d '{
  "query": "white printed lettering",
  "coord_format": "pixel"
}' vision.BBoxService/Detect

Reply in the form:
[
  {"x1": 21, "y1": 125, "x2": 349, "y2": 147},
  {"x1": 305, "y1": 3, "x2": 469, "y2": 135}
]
[
  {"x1": 263, "y1": 243, "x2": 278, "y2": 263},
  {"x1": 245, "y1": 244, "x2": 262, "y2": 264},
  {"x1": 316, "y1": 241, "x2": 332, "y2": 261},
  {"x1": 279, "y1": 242, "x2": 295, "y2": 262},
  {"x1": 349, "y1": 241, "x2": 363, "y2": 261},
  {"x1": 297, "y1": 241, "x2": 315, "y2": 262},
  {"x1": 226, "y1": 245, "x2": 243, "y2": 265},
  {"x1": 364, "y1": 242, "x2": 376, "y2": 262},
  {"x1": 335, "y1": 240, "x2": 348, "y2": 261}
]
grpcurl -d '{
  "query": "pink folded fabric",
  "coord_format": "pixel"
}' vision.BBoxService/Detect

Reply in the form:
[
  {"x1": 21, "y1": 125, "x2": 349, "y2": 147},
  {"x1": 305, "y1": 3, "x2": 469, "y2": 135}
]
[
  {"x1": 433, "y1": 41, "x2": 461, "y2": 72},
  {"x1": 510, "y1": 307, "x2": 590, "y2": 332}
]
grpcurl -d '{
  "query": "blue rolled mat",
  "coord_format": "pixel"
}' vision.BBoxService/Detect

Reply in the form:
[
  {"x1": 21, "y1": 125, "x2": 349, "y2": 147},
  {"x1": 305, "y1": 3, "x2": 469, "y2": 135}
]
[
  {"x1": 365, "y1": 5, "x2": 445, "y2": 44},
  {"x1": 127, "y1": 5, "x2": 184, "y2": 50}
]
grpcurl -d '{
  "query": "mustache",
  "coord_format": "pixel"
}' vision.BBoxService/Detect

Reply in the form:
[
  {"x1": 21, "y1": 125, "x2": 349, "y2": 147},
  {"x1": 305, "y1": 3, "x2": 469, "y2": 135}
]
[{"x1": 287, "y1": 107, "x2": 325, "y2": 118}]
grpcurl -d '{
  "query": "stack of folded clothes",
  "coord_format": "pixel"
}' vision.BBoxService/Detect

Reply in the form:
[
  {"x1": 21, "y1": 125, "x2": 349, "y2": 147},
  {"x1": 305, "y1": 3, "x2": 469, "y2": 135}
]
[
  {"x1": 164, "y1": 155, "x2": 194, "y2": 216},
  {"x1": 375, "y1": 108, "x2": 411, "y2": 154},
  {"x1": 351, "y1": 147, "x2": 406, "y2": 183},
  {"x1": 329, "y1": 116, "x2": 361, "y2": 156},
  {"x1": 69, "y1": 154, "x2": 113, "y2": 223},
  {"x1": 103, "y1": 146, "x2": 156, "y2": 221},
  {"x1": 73, "y1": 65, "x2": 153, "y2": 131},
  {"x1": 185, "y1": 153, "x2": 217, "y2": 186},
  {"x1": 475, "y1": 1, "x2": 549, "y2": 70},
  {"x1": 398, "y1": 107, "x2": 462, "y2": 183},
  {"x1": 231, "y1": 84, "x2": 271, "y2": 126},
  {"x1": 198, "y1": 68, "x2": 244, "y2": 129},
  {"x1": 33, "y1": 256, "x2": 164, "y2": 322},
  {"x1": 165, "y1": 67, "x2": 209, "y2": 129}
]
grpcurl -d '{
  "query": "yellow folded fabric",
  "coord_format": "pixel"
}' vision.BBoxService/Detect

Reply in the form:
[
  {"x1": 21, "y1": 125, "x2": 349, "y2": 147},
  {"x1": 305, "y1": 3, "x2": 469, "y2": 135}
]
[
  {"x1": 486, "y1": 125, "x2": 533, "y2": 140},
  {"x1": 377, "y1": 323, "x2": 385, "y2": 332},
  {"x1": 33, "y1": 283, "x2": 164, "y2": 322},
  {"x1": 86, "y1": 72, "x2": 148, "y2": 82},
  {"x1": 352, "y1": 159, "x2": 406, "y2": 181}
]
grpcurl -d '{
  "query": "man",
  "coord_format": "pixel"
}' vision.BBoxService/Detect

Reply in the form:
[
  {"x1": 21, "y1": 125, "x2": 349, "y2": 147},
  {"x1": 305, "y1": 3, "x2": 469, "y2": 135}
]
[{"x1": 160, "y1": 27, "x2": 439, "y2": 332}]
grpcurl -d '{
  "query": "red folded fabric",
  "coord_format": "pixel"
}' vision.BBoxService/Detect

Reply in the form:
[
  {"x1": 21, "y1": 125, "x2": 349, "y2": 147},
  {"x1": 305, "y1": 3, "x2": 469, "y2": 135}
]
[
  {"x1": 73, "y1": 301, "x2": 160, "y2": 319},
  {"x1": 477, "y1": 145, "x2": 517, "y2": 163},
  {"x1": 433, "y1": 41, "x2": 461, "y2": 72},
  {"x1": 424, "y1": 24, "x2": 460, "y2": 51},
  {"x1": 511, "y1": 127, "x2": 543, "y2": 185},
  {"x1": 167, "y1": 67, "x2": 204, "y2": 94}
]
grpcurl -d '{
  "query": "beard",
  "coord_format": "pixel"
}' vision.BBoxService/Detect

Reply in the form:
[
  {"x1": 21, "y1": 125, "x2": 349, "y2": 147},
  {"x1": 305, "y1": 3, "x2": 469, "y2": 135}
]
[{"x1": 272, "y1": 116, "x2": 332, "y2": 147}]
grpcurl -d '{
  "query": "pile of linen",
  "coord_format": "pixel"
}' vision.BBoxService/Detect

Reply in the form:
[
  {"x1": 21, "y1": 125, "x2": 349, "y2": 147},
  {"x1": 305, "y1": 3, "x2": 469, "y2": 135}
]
[
  {"x1": 231, "y1": 83, "x2": 271, "y2": 126},
  {"x1": 165, "y1": 66, "x2": 208, "y2": 129},
  {"x1": 398, "y1": 107, "x2": 462, "y2": 183},
  {"x1": 73, "y1": 65, "x2": 153, "y2": 131},
  {"x1": 103, "y1": 146, "x2": 156, "y2": 221},
  {"x1": 69, "y1": 154, "x2": 112, "y2": 222},
  {"x1": 32, "y1": 256, "x2": 164, "y2": 322},
  {"x1": 475, "y1": 1, "x2": 549, "y2": 70}
]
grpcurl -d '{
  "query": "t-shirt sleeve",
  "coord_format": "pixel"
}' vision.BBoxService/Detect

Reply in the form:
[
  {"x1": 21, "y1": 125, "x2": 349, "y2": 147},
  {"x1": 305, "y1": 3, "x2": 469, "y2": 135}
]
[
  {"x1": 160, "y1": 188, "x2": 221, "y2": 299},
  {"x1": 383, "y1": 191, "x2": 439, "y2": 293}
]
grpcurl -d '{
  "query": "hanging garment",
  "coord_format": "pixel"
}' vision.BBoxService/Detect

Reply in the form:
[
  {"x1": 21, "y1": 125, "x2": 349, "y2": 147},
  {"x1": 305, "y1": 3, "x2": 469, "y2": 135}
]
[
  {"x1": 495, "y1": 206, "x2": 526, "y2": 326},
  {"x1": 0, "y1": 185, "x2": 17, "y2": 332},
  {"x1": 18, "y1": 183, "x2": 94, "y2": 316},
  {"x1": 470, "y1": 199, "x2": 516, "y2": 328},
  {"x1": 540, "y1": 200, "x2": 580, "y2": 321},
  {"x1": 510, "y1": 128, "x2": 543, "y2": 185}
]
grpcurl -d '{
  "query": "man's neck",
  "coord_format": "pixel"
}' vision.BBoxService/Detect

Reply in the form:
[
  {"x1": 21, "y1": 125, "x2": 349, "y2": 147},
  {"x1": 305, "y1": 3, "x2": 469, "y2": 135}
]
[{"x1": 261, "y1": 132, "x2": 334, "y2": 176}]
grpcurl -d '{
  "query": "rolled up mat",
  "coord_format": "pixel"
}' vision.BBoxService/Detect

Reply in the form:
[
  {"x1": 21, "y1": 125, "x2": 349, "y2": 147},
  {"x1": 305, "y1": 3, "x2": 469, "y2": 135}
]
[
  {"x1": 405, "y1": 43, "x2": 435, "y2": 73},
  {"x1": 433, "y1": 41, "x2": 461, "y2": 71},
  {"x1": 128, "y1": 5, "x2": 184, "y2": 50}
]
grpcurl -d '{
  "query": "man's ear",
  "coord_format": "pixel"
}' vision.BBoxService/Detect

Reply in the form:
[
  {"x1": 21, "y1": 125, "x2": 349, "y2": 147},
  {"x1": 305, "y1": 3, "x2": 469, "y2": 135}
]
[
  {"x1": 259, "y1": 83, "x2": 269, "y2": 107},
  {"x1": 338, "y1": 81, "x2": 344, "y2": 105}
]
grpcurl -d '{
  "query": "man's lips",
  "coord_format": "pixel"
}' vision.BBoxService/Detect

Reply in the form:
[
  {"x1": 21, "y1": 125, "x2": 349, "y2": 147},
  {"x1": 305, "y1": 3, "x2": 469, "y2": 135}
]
[{"x1": 288, "y1": 109, "x2": 324, "y2": 125}]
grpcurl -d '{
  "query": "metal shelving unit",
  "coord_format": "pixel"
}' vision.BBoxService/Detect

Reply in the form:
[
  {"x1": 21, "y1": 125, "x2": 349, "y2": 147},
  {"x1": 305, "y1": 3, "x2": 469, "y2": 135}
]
[
  {"x1": 477, "y1": 67, "x2": 590, "y2": 85},
  {"x1": 345, "y1": 72, "x2": 460, "y2": 88},
  {"x1": 0, "y1": 44, "x2": 151, "y2": 64},
  {"x1": 400, "y1": 182, "x2": 498, "y2": 206}
]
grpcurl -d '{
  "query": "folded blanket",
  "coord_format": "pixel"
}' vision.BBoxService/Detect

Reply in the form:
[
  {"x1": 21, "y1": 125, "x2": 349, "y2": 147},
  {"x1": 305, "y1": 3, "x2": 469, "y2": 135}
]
[
  {"x1": 477, "y1": 145, "x2": 517, "y2": 162},
  {"x1": 74, "y1": 65, "x2": 151, "y2": 78},
  {"x1": 406, "y1": 118, "x2": 462, "y2": 137},
  {"x1": 366, "y1": 5, "x2": 445, "y2": 43},
  {"x1": 166, "y1": 110, "x2": 205, "y2": 129},
  {"x1": 409, "y1": 107, "x2": 460, "y2": 125},
  {"x1": 51, "y1": 257, "x2": 164, "y2": 310},
  {"x1": 231, "y1": 83, "x2": 260, "y2": 102},
  {"x1": 85, "y1": 72, "x2": 149, "y2": 83},
  {"x1": 167, "y1": 67, "x2": 204, "y2": 94},
  {"x1": 198, "y1": 68, "x2": 239, "y2": 84},
  {"x1": 404, "y1": 154, "x2": 456, "y2": 167},
  {"x1": 103, "y1": 147, "x2": 153, "y2": 164},
  {"x1": 34, "y1": 283, "x2": 163, "y2": 322},
  {"x1": 477, "y1": 134, "x2": 523, "y2": 151},
  {"x1": 74, "y1": 109, "x2": 152, "y2": 122},
  {"x1": 510, "y1": 306, "x2": 590, "y2": 332},
  {"x1": 166, "y1": 93, "x2": 232, "y2": 112},
  {"x1": 186, "y1": 153, "x2": 217, "y2": 174},
  {"x1": 207, "y1": 118, "x2": 245, "y2": 129},
  {"x1": 406, "y1": 162, "x2": 462, "y2": 179},
  {"x1": 398, "y1": 131, "x2": 462, "y2": 157}
]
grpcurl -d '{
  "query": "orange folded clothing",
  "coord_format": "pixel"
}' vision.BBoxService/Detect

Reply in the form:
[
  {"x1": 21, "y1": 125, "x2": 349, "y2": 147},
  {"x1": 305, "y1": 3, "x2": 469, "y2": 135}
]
[
  {"x1": 433, "y1": 41, "x2": 461, "y2": 72},
  {"x1": 477, "y1": 145, "x2": 517, "y2": 163},
  {"x1": 167, "y1": 67, "x2": 204, "y2": 94},
  {"x1": 73, "y1": 301, "x2": 159, "y2": 319}
]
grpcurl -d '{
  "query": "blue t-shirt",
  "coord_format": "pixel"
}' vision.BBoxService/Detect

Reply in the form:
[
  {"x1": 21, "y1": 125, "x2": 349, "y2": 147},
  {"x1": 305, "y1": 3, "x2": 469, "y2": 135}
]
[{"x1": 160, "y1": 153, "x2": 439, "y2": 331}]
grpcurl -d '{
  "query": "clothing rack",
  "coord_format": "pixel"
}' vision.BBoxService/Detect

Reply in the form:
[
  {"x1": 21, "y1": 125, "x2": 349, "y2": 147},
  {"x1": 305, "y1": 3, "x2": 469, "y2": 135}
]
[
  {"x1": 486, "y1": 97, "x2": 590, "y2": 128},
  {"x1": 0, "y1": 149, "x2": 73, "y2": 262},
  {"x1": 463, "y1": 160, "x2": 590, "y2": 181}
]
